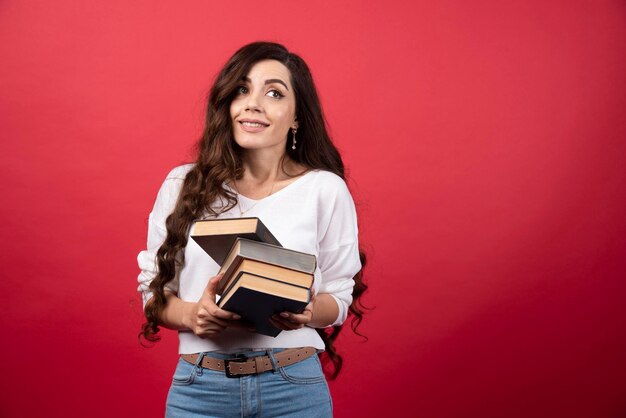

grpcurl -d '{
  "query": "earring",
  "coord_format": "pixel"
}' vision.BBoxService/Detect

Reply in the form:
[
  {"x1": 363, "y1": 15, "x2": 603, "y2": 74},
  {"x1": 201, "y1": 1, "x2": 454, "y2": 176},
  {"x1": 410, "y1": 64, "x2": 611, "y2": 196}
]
[{"x1": 291, "y1": 127, "x2": 297, "y2": 150}]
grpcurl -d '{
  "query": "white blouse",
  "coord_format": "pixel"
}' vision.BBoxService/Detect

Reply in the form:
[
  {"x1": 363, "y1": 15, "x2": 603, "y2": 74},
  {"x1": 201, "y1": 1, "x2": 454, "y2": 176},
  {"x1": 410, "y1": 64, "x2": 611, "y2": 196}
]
[{"x1": 137, "y1": 164, "x2": 361, "y2": 353}]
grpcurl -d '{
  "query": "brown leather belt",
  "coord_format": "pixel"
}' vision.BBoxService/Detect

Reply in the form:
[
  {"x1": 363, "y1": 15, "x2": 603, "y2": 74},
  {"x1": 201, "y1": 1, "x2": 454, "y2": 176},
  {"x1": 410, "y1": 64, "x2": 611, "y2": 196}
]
[{"x1": 181, "y1": 347, "x2": 317, "y2": 378}]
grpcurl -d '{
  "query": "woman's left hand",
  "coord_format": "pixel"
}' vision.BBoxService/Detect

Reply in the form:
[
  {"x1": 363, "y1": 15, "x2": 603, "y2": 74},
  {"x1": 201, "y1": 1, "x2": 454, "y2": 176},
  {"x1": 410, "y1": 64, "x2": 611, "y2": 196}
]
[{"x1": 269, "y1": 294, "x2": 315, "y2": 331}]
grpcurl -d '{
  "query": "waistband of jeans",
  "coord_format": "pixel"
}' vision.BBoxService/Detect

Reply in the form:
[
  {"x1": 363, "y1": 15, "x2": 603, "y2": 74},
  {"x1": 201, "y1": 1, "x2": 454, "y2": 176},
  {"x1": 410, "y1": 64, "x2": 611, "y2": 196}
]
[{"x1": 180, "y1": 347, "x2": 316, "y2": 377}]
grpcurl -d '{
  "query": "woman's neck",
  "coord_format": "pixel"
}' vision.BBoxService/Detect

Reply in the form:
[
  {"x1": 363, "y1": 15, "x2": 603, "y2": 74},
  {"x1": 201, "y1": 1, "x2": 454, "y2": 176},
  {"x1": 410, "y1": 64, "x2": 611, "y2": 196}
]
[
  {"x1": 240, "y1": 149, "x2": 305, "y2": 182},
  {"x1": 234, "y1": 152, "x2": 307, "y2": 199},
  {"x1": 240, "y1": 151, "x2": 283, "y2": 182}
]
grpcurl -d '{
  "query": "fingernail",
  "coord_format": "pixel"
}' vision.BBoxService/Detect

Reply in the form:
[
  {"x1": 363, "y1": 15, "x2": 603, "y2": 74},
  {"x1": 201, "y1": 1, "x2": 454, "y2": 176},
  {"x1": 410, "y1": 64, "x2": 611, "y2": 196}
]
[
  {"x1": 232, "y1": 314, "x2": 241, "y2": 320},
  {"x1": 280, "y1": 312, "x2": 289, "y2": 318}
]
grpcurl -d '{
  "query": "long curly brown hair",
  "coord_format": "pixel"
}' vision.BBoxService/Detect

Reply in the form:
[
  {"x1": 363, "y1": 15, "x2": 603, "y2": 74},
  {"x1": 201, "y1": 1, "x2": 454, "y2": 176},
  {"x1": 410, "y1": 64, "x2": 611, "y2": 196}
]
[{"x1": 141, "y1": 41, "x2": 367, "y2": 379}]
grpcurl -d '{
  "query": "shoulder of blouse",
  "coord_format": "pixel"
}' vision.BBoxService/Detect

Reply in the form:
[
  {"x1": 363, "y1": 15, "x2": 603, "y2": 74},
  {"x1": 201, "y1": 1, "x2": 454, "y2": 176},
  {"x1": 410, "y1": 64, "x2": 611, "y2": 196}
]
[
  {"x1": 307, "y1": 170, "x2": 351, "y2": 195},
  {"x1": 164, "y1": 163, "x2": 195, "y2": 181}
]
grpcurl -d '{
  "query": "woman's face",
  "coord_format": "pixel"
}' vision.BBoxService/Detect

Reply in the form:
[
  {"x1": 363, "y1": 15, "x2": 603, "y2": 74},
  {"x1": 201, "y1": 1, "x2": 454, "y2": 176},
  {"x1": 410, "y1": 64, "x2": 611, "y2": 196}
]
[{"x1": 230, "y1": 59, "x2": 298, "y2": 155}]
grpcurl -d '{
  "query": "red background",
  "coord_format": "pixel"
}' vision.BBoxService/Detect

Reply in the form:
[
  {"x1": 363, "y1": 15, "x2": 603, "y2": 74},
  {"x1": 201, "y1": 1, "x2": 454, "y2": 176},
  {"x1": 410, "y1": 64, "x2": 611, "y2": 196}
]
[{"x1": 1, "y1": 1, "x2": 626, "y2": 417}]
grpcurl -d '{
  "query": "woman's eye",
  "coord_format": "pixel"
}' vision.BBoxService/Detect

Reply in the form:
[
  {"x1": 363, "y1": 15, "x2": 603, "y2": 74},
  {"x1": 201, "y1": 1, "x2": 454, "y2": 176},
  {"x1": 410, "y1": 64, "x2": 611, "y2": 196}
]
[
  {"x1": 236, "y1": 86, "x2": 248, "y2": 95},
  {"x1": 267, "y1": 89, "x2": 284, "y2": 99}
]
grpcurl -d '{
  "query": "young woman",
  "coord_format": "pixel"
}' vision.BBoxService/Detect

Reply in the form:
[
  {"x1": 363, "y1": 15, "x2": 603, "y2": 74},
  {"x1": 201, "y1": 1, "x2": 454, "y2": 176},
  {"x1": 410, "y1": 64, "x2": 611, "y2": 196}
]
[{"x1": 138, "y1": 41, "x2": 366, "y2": 417}]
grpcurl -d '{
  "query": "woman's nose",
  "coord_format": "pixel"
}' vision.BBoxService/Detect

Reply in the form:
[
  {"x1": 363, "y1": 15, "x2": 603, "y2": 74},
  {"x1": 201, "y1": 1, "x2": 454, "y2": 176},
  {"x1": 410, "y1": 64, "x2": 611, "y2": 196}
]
[{"x1": 244, "y1": 93, "x2": 262, "y2": 112}]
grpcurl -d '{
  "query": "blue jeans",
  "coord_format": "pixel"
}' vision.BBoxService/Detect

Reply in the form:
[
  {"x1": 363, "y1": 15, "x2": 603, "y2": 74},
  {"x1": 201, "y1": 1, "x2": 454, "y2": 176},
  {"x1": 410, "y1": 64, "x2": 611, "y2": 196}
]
[{"x1": 165, "y1": 349, "x2": 333, "y2": 418}]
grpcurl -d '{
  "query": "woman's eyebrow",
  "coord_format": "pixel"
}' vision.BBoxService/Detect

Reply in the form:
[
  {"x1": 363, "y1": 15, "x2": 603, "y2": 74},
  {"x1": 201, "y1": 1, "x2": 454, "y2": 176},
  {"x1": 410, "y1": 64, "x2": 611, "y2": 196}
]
[
  {"x1": 242, "y1": 76, "x2": 289, "y2": 91},
  {"x1": 264, "y1": 79, "x2": 289, "y2": 90}
]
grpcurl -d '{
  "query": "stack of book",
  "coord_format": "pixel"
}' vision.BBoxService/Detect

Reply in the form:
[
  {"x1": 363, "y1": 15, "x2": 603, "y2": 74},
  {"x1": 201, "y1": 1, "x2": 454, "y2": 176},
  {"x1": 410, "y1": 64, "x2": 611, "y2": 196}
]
[{"x1": 191, "y1": 217, "x2": 316, "y2": 337}]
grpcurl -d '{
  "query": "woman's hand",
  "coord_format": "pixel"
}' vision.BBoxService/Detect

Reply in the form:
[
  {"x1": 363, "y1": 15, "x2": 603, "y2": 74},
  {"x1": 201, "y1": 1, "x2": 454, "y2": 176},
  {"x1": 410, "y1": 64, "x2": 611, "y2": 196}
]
[
  {"x1": 269, "y1": 294, "x2": 316, "y2": 331},
  {"x1": 185, "y1": 273, "x2": 243, "y2": 338}
]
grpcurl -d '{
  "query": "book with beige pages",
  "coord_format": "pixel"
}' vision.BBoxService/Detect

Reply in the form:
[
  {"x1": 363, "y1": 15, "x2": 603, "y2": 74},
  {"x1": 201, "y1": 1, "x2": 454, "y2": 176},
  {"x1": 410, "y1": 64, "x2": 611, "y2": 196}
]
[
  {"x1": 190, "y1": 217, "x2": 281, "y2": 265},
  {"x1": 216, "y1": 237, "x2": 316, "y2": 295},
  {"x1": 217, "y1": 271, "x2": 311, "y2": 337}
]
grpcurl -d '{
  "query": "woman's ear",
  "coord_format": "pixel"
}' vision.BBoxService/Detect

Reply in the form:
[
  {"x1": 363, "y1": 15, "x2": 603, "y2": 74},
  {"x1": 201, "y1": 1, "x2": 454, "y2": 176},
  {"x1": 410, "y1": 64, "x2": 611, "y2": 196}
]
[{"x1": 292, "y1": 120, "x2": 299, "y2": 130}]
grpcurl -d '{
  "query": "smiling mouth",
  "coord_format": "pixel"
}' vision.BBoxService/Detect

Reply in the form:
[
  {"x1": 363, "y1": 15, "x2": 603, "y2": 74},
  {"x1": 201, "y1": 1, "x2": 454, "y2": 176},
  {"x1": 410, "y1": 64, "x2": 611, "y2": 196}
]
[{"x1": 240, "y1": 121, "x2": 269, "y2": 128}]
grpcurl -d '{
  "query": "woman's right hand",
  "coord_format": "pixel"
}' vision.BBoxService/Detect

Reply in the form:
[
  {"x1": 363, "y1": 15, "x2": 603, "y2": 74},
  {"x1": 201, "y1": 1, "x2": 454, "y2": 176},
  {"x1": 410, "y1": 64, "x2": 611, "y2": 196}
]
[{"x1": 185, "y1": 273, "x2": 242, "y2": 338}]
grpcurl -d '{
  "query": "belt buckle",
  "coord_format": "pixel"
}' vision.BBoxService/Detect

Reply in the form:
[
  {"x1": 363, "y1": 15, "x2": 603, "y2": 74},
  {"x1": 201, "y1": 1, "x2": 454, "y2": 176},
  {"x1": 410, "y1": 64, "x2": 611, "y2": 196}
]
[{"x1": 224, "y1": 354, "x2": 248, "y2": 378}]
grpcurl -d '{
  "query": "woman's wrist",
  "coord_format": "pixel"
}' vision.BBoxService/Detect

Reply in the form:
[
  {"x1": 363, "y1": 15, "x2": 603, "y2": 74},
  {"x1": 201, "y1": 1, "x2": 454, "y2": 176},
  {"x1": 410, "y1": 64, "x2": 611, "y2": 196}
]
[
  {"x1": 181, "y1": 301, "x2": 197, "y2": 331},
  {"x1": 308, "y1": 293, "x2": 339, "y2": 328},
  {"x1": 160, "y1": 292, "x2": 195, "y2": 331}
]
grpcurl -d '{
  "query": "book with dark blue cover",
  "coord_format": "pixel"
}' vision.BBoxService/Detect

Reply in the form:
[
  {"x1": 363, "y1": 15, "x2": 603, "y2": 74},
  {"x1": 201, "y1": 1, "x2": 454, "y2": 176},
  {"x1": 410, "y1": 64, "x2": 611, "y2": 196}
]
[{"x1": 218, "y1": 271, "x2": 311, "y2": 337}]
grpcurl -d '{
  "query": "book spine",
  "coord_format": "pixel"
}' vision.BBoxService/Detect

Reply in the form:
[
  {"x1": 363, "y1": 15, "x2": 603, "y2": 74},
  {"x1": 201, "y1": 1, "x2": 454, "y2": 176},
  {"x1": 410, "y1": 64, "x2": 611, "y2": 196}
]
[{"x1": 216, "y1": 257, "x2": 244, "y2": 295}]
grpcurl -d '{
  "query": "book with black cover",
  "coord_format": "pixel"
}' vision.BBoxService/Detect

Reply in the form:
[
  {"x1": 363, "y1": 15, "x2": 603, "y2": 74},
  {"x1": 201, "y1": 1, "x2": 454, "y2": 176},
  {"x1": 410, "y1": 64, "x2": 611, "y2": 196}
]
[
  {"x1": 218, "y1": 271, "x2": 311, "y2": 337},
  {"x1": 190, "y1": 217, "x2": 281, "y2": 265}
]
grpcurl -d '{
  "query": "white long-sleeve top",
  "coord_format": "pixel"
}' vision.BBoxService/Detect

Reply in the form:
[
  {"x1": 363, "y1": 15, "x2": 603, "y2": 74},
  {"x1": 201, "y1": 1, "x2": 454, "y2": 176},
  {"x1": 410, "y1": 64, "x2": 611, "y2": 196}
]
[{"x1": 137, "y1": 164, "x2": 361, "y2": 353}]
